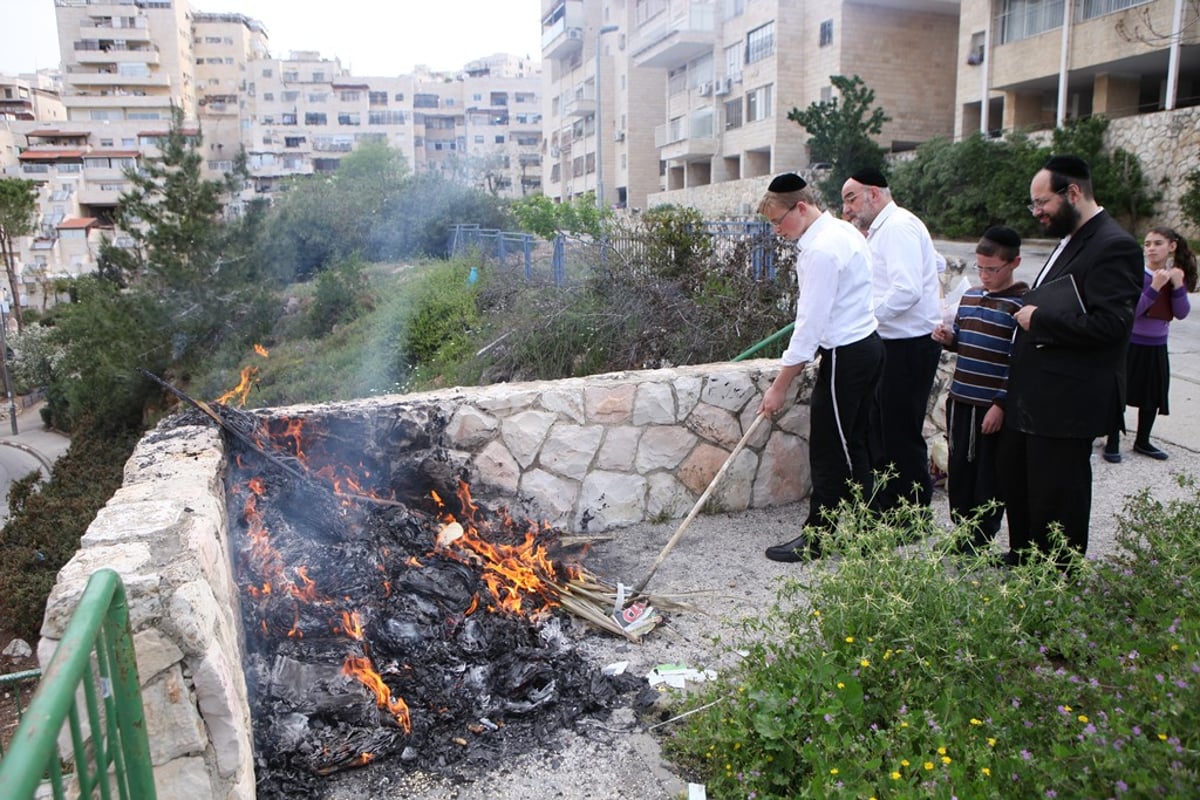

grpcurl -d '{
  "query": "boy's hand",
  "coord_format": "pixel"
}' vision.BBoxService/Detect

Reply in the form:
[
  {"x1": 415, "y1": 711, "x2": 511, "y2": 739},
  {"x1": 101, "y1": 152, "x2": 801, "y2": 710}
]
[
  {"x1": 982, "y1": 405, "x2": 1004, "y2": 434},
  {"x1": 931, "y1": 323, "x2": 954, "y2": 345}
]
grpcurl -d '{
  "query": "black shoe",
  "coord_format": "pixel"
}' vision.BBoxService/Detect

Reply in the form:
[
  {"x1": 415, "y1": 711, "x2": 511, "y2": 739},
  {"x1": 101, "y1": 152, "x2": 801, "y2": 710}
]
[
  {"x1": 765, "y1": 534, "x2": 821, "y2": 563},
  {"x1": 1133, "y1": 442, "x2": 1168, "y2": 460},
  {"x1": 1103, "y1": 450, "x2": 1122, "y2": 463}
]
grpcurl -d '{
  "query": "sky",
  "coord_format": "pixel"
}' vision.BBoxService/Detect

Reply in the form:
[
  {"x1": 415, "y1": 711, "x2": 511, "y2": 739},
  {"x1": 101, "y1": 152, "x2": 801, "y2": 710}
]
[{"x1": 0, "y1": 0, "x2": 544, "y2": 76}]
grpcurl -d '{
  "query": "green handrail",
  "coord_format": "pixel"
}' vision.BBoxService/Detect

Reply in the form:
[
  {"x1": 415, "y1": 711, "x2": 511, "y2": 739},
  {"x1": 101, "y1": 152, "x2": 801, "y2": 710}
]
[
  {"x1": 0, "y1": 568, "x2": 156, "y2": 800},
  {"x1": 733, "y1": 322, "x2": 794, "y2": 362}
]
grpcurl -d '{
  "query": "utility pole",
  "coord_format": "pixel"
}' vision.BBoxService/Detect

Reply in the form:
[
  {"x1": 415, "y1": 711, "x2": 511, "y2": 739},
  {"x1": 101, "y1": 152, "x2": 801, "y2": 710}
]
[
  {"x1": 0, "y1": 292, "x2": 16, "y2": 435},
  {"x1": 594, "y1": 24, "x2": 619, "y2": 210}
]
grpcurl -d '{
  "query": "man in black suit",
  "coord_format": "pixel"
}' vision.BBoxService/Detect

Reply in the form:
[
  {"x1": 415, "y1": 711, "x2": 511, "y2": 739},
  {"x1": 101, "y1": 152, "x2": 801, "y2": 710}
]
[{"x1": 999, "y1": 155, "x2": 1142, "y2": 567}]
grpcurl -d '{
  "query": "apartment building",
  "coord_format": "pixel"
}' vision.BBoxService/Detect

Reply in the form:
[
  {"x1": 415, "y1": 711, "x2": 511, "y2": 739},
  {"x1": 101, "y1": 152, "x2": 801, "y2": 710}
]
[
  {"x1": 540, "y1": 0, "x2": 960, "y2": 208},
  {"x1": 0, "y1": 72, "x2": 66, "y2": 123},
  {"x1": 957, "y1": 0, "x2": 1200, "y2": 137},
  {"x1": 2, "y1": 1, "x2": 540, "y2": 311}
]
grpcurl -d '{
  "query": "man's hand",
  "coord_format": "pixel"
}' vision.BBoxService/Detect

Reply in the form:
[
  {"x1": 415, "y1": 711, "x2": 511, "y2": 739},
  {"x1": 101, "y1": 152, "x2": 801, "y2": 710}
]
[
  {"x1": 1014, "y1": 304, "x2": 1037, "y2": 330},
  {"x1": 931, "y1": 323, "x2": 954, "y2": 345}
]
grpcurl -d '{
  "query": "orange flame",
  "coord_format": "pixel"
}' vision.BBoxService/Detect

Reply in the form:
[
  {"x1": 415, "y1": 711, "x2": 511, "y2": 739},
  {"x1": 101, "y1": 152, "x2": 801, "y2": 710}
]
[
  {"x1": 342, "y1": 655, "x2": 412, "y2": 733},
  {"x1": 434, "y1": 480, "x2": 579, "y2": 618},
  {"x1": 216, "y1": 365, "x2": 259, "y2": 407},
  {"x1": 254, "y1": 343, "x2": 270, "y2": 358},
  {"x1": 339, "y1": 610, "x2": 365, "y2": 640}
]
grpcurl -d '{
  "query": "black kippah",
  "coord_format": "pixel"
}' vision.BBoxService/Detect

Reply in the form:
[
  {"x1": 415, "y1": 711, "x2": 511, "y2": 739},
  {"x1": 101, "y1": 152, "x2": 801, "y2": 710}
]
[
  {"x1": 767, "y1": 172, "x2": 806, "y2": 193},
  {"x1": 981, "y1": 225, "x2": 1021, "y2": 250},
  {"x1": 849, "y1": 167, "x2": 888, "y2": 188},
  {"x1": 1043, "y1": 154, "x2": 1090, "y2": 181}
]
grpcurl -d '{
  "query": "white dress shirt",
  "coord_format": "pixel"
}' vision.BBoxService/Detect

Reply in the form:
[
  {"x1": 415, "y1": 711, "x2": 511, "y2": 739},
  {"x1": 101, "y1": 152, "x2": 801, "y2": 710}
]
[
  {"x1": 865, "y1": 201, "x2": 943, "y2": 339},
  {"x1": 780, "y1": 212, "x2": 878, "y2": 367}
]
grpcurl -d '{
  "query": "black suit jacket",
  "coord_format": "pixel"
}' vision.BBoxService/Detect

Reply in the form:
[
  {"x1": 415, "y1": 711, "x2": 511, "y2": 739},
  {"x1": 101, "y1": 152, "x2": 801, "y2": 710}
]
[{"x1": 1005, "y1": 210, "x2": 1142, "y2": 438}]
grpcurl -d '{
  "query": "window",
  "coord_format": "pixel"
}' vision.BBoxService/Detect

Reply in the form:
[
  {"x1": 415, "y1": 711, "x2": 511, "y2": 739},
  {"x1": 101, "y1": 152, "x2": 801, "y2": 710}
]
[
  {"x1": 312, "y1": 71, "x2": 326, "y2": 82},
  {"x1": 746, "y1": 84, "x2": 773, "y2": 122},
  {"x1": 283, "y1": 70, "x2": 298, "y2": 81},
  {"x1": 285, "y1": 136, "x2": 306, "y2": 147},
  {"x1": 1079, "y1": 0, "x2": 1147, "y2": 20},
  {"x1": 368, "y1": 110, "x2": 408, "y2": 124},
  {"x1": 967, "y1": 31, "x2": 986, "y2": 64},
  {"x1": 689, "y1": 53, "x2": 713, "y2": 87},
  {"x1": 746, "y1": 22, "x2": 775, "y2": 63},
  {"x1": 724, "y1": 43, "x2": 741, "y2": 79},
  {"x1": 282, "y1": 91, "x2": 299, "y2": 102},
  {"x1": 724, "y1": 98, "x2": 742, "y2": 129},
  {"x1": 308, "y1": 92, "x2": 327, "y2": 103},
  {"x1": 340, "y1": 91, "x2": 360, "y2": 102},
  {"x1": 414, "y1": 93, "x2": 439, "y2": 108},
  {"x1": 723, "y1": 0, "x2": 744, "y2": 20},
  {"x1": 369, "y1": 91, "x2": 388, "y2": 105},
  {"x1": 263, "y1": 92, "x2": 274, "y2": 101},
  {"x1": 262, "y1": 68, "x2": 273, "y2": 77},
  {"x1": 338, "y1": 112, "x2": 361, "y2": 126},
  {"x1": 495, "y1": 135, "x2": 505, "y2": 144},
  {"x1": 997, "y1": 0, "x2": 1064, "y2": 44},
  {"x1": 394, "y1": 92, "x2": 405, "y2": 102},
  {"x1": 635, "y1": 0, "x2": 667, "y2": 26},
  {"x1": 305, "y1": 112, "x2": 327, "y2": 125},
  {"x1": 819, "y1": 19, "x2": 833, "y2": 47}
]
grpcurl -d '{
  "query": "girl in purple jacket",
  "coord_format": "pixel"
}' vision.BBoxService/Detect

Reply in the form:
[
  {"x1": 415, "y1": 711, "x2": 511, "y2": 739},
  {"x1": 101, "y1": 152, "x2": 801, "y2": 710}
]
[{"x1": 1104, "y1": 225, "x2": 1197, "y2": 462}]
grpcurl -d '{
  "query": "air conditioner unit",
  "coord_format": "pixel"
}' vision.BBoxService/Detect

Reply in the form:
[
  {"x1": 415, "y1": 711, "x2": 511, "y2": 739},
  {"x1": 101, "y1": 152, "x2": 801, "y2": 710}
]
[
  {"x1": 566, "y1": 28, "x2": 584, "y2": 41},
  {"x1": 714, "y1": 77, "x2": 733, "y2": 96},
  {"x1": 550, "y1": 146, "x2": 561, "y2": 157},
  {"x1": 696, "y1": 81, "x2": 713, "y2": 97},
  {"x1": 614, "y1": 131, "x2": 625, "y2": 142}
]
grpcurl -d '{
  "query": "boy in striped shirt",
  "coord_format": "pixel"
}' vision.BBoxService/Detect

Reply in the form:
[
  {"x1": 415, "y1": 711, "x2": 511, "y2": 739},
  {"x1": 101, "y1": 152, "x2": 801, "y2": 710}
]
[{"x1": 932, "y1": 226, "x2": 1027, "y2": 555}]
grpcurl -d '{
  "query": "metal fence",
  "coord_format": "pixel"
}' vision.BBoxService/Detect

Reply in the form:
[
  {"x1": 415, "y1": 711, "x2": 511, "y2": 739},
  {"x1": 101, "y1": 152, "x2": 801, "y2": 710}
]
[
  {"x1": 448, "y1": 220, "x2": 785, "y2": 287},
  {"x1": 0, "y1": 568, "x2": 156, "y2": 800}
]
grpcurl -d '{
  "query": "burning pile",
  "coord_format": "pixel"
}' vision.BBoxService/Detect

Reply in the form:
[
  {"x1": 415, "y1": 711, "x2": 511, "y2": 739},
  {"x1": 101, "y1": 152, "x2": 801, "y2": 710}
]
[{"x1": 218, "y1": 405, "x2": 650, "y2": 798}]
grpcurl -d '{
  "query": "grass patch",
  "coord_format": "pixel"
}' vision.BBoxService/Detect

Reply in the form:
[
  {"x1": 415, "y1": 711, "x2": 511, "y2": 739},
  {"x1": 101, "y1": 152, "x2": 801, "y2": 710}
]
[{"x1": 661, "y1": 483, "x2": 1200, "y2": 798}]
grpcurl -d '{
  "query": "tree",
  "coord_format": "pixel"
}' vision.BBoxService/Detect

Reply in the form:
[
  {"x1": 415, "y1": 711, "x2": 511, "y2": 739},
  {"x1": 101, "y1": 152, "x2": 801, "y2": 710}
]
[
  {"x1": 1051, "y1": 116, "x2": 1159, "y2": 231},
  {"x1": 1182, "y1": 169, "x2": 1200, "y2": 232},
  {"x1": 511, "y1": 193, "x2": 609, "y2": 240},
  {"x1": 0, "y1": 177, "x2": 38, "y2": 331},
  {"x1": 787, "y1": 75, "x2": 891, "y2": 208}
]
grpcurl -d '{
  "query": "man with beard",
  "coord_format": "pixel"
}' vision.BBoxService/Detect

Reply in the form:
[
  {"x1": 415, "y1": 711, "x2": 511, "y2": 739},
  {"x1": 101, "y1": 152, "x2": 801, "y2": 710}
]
[{"x1": 998, "y1": 155, "x2": 1142, "y2": 567}]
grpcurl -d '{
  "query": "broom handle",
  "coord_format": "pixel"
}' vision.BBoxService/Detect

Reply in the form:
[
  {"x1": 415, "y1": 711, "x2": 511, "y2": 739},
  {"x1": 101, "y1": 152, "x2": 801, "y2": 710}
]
[{"x1": 630, "y1": 413, "x2": 767, "y2": 598}]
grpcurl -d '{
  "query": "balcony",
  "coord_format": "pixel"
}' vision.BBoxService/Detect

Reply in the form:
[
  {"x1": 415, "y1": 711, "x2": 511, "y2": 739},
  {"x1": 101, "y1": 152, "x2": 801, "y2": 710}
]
[
  {"x1": 632, "y1": 0, "x2": 715, "y2": 69},
  {"x1": 79, "y1": 20, "x2": 150, "y2": 41},
  {"x1": 64, "y1": 71, "x2": 170, "y2": 89},
  {"x1": 541, "y1": 0, "x2": 584, "y2": 60},
  {"x1": 564, "y1": 92, "x2": 595, "y2": 117},
  {"x1": 654, "y1": 113, "x2": 717, "y2": 162},
  {"x1": 75, "y1": 46, "x2": 160, "y2": 66}
]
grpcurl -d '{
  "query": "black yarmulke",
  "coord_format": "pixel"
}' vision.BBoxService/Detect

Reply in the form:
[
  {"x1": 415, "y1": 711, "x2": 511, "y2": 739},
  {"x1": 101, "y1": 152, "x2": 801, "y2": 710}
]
[
  {"x1": 981, "y1": 225, "x2": 1021, "y2": 250},
  {"x1": 767, "y1": 173, "x2": 807, "y2": 193},
  {"x1": 849, "y1": 167, "x2": 888, "y2": 188},
  {"x1": 1043, "y1": 155, "x2": 1090, "y2": 181}
]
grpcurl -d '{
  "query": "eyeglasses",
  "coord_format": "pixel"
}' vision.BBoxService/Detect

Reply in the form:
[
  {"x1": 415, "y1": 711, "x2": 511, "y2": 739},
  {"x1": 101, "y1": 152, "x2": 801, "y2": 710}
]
[
  {"x1": 841, "y1": 192, "x2": 859, "y2": 206},
  {"x1": 769, "y1": 204, "x2": 797, "y2": 228},
  {"x1": 974, "y1": 262, "x2": 1013, "y2": 275},
  {"x1": 1027, "y1": 186, "x2": 1070, "y2": 214}
]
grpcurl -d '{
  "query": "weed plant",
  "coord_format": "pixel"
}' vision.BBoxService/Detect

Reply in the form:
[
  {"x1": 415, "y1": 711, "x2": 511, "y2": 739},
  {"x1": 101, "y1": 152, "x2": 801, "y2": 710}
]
[{"x1": 663, "y1": 482, "x2": 1200, "y2": 799}]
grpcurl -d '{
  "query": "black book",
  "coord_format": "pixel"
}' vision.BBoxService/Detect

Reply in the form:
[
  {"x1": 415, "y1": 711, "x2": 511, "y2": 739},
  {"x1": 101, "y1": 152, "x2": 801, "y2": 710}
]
[{"x1": 1025, "y1": 274, "x2": 1086, "y2": 316}]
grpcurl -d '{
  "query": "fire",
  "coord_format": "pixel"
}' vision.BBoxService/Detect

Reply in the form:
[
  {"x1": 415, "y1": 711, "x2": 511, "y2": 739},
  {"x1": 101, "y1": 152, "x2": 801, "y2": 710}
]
[
  {"x1": 342, "y1": 655, "x2": 412, "y2": 733},
  {"x1": 433, "y1": 480, "x2": 581, "y2": 618},
  {"x1": 254, "y1": 343, "x2": 270, "y2": 358},
  {"x1": 339, "y1": 610, "x2": 365, "y2": 640},
  {"x1": 216, "y1": 365, "x2": 259, "y2": 407}
]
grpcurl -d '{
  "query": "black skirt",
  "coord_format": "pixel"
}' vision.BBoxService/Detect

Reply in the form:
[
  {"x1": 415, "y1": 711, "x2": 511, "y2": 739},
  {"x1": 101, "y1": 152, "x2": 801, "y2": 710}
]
[{"x1": 1126, "y1": 342, "x2": 1170, "y2": 414}]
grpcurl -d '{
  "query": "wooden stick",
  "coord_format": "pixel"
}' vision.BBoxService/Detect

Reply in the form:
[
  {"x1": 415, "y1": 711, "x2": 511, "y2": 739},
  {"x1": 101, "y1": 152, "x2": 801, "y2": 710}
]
[{"x1": 630, "y1": 413, "x2": 767, "y2": 597}]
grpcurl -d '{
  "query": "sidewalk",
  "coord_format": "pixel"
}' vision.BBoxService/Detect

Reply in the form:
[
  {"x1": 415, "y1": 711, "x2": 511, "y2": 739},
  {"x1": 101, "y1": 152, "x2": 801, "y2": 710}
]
[{"x1": 0, "y1": 398, "x2": 72, "y2": 525}]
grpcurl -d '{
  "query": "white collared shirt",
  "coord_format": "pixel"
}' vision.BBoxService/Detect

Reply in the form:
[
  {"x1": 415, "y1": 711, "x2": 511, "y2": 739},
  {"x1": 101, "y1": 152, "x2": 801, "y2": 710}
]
[
  {"x1": 865, "y1": 201, "x2": 943, "y2": 339},
  {"x1": 780, "y1": 212, "x2": 878, "y2": 366}
]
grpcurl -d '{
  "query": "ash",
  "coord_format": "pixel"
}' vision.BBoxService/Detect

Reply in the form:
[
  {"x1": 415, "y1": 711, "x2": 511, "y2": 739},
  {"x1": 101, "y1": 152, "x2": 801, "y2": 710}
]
[{"x1": 225, "y1": 430, "x2": 646, "y2": 799}]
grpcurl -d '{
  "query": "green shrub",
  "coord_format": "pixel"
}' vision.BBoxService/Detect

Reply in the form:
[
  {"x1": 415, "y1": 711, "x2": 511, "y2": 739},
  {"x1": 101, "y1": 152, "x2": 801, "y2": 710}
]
[
  {"x1": 305, "y1": 254, "x2": 373, "y2": 337},
  {"x1": 662, "y1": 486, "x2": 1200, "y2": 799},
  {"x1": 400, "y1": 261, "x2": 481, "y2": 371},
  {"x1": 0, "y1": 427, "x2": 139, "y2": 640},
  {"x1": 1181, "y1": 169, "x2": 1200, "y2": 232}
]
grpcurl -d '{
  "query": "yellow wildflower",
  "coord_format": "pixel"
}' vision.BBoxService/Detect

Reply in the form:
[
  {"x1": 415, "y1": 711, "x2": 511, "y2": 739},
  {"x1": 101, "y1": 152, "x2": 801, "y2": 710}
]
[
  {"x1": 937, "y1": 747, "x2": 947, "y2": 755},
  {"x1": 1078, "y1": 715, "x2": 1089, "y2": 724},
  {"x1": 845, "y1": 636, "x2": 855, "y2": 643},
  {"x1": 942, "y1": 756, "x2": 952, "y2": 765},
  {"x1": 901, "y1": 759, "x2": 910, "y2": 767},
  {"x1": 923, "y1": 762, "x2": 934, "y2": 771},
  {"x1": 830, "y1": 768, "x2": 839, "y2": 775},
  {"x1": 861, "y1": 659, "x2": 870, "y2": 668},
  {"x1": 970, "y1": 718, "x2": 983, "y2": 726},
  {"x1": 890, "y1": 772, "x2": 901, "y2": 780},
  {"x1": 982, "y1": 767, "x2": 991, "y2": 777}
]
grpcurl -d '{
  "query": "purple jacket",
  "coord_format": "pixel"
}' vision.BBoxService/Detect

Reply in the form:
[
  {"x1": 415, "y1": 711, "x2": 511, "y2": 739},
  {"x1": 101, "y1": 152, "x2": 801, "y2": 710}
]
[{"x1": 1131, "y1": 270, "x2": 1190, "y2": 346}]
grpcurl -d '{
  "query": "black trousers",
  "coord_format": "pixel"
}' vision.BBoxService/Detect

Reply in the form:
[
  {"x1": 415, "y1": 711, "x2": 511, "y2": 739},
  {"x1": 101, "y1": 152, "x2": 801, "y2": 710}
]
[
  {"x1": 877, "y1": 334, "x2": 943, "y2": 510},
  {"x1": 996, "y1": 429, "x2": 1093, "y2": 565},
  {"x1": 946, "y1": 398, "x2": 1003, "y2": 553},
  {"x1": 806, "y1": 332, "x2": 885, "y2": 531}
]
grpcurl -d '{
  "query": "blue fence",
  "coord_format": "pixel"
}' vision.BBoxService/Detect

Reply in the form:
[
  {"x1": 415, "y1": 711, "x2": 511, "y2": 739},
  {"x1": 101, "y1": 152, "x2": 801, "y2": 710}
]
[{"x1": 449, "y1": 221, "x2": 783, "y2": 287}]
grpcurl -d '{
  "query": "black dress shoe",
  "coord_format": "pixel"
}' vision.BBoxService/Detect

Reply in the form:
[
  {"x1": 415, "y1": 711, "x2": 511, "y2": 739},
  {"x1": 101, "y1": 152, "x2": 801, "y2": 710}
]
[
  {"x1": 1133, "y1": 442, "x2": 1168, "y2": 460},
  {"x1": 765, "y1": 534, "x2": 820, "y2": 563}
]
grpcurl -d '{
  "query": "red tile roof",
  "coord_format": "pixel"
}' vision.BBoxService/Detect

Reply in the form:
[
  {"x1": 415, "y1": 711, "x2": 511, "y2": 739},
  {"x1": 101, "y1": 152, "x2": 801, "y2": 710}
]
[
  {"x1": 58, "y1": 217, "x2": 100, "y2": 230},
  {"x1": 19, "y1": 150, "x2": 85, "y2": 160}
]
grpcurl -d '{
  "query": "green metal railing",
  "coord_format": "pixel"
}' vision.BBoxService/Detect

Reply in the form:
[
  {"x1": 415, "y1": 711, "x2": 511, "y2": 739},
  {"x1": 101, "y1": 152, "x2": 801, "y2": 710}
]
[
  {"x1": 0, "y1": 568, "x2": 156, "y2": 800},
  {"x1": 734, "y1": 323, "x2": 794, "y2": 362}
]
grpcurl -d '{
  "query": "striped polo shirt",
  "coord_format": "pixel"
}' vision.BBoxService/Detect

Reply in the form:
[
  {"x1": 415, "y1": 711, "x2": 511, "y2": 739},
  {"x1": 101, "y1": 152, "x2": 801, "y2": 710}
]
[{"x1": 946, "y1": 282, "x2": 1028, "y2": 407}]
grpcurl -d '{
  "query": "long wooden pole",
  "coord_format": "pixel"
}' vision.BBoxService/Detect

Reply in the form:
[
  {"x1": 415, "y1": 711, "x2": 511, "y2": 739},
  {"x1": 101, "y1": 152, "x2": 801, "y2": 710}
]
[{"x1": 630, "y1": 413, "x2": 766, "y2": 597}]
